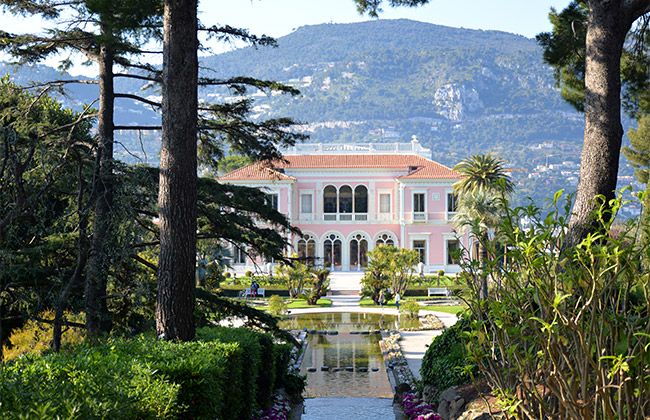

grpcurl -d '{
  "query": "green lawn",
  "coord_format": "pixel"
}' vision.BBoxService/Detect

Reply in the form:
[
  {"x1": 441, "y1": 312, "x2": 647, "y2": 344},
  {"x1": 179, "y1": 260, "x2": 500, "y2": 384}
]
[
  {"x1": 286, "y1": 298, "x2": 332, "y2": 309},
  {"x1": 359, "y1": 297, "x2": 467, "y2": 315}
]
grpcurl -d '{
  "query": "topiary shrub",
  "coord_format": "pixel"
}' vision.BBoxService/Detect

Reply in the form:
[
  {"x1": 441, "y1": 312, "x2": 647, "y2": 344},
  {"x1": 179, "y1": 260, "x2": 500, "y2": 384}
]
[{"x1": 268, "y1": 295, "x2": 288, "y2": 316}]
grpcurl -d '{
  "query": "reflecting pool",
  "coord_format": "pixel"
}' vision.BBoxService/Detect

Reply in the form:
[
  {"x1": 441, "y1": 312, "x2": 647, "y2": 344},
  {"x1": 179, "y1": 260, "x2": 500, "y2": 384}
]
[{"x1": 280, "y1": 313, "x2": 417, "y2": 398}]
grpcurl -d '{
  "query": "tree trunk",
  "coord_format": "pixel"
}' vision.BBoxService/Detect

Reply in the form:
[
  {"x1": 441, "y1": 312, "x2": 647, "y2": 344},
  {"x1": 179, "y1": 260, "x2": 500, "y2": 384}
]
[
  {"x1": 85, "y1": 40, "x2": 115, "y2": 336},
  {"x1": 156, "y1": 0, "x2": 198, "y2": 342},
  {"x1": 568, "y1": 0, "x2": 646, "y2": 244},
  {"x1": 54, "y1": 159, "x2": 90, "y2": 351}
]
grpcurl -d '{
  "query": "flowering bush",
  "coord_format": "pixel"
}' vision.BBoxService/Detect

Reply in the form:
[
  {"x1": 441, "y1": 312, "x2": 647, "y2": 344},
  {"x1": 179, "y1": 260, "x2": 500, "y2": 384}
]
[
  {"x1": 401, "y1": 393, "x2": 442, "y2": 420},
  {"x1": 381, "y1": 332, "x2": 418, "y2": 386},
  {"x1": 251, "y1": 394, "x2": 291, "y2": 420},
  {"x1": 422, "y1": 314, "x2": 444, "y2": 330}
]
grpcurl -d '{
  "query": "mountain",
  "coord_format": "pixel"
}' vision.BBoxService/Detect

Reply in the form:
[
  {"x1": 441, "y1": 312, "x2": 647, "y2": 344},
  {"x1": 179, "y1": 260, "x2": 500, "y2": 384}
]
[{"x1": 2, "y1": 19, "x2": 635, "y2": 208}]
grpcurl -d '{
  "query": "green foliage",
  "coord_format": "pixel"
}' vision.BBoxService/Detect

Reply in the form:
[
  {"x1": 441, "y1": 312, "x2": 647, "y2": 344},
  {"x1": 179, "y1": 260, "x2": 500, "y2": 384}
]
[
  {"x1": 217, "y1": 154, "x2": 252, "y2": 174},
  {"x1": 196, "y1": 326, "x2": 271, "y2": 417},
  {"x1": 399, "y1": 300, "x2": 420, "y2": 318},
  {"x1": 2, "y1": 310, "x2": 85, "y2": 362},
  {"x1": 420, "y1": 317, "x2": 474, "y2": 401},
  {"x1": 282, "y1": 372, "x2": 307, "y2": 402},
  {"x1": 276, "y1": 255, "x2": 311, "y2": 299},
  {"x1": 365, "y1": 245, "x2": 420, "y2": 298},
  {"x1": 361, "y1": 246, "x2": 391, "y2": 304},
  {"x1": 460, "y1": 192, "x2": 650, "y2": 418},
  {"x1": 0, "y1": 328, "x2": 298, "y2": 419},
  {"x1": 453, "y1": 154, "x2": 514, "y2": 196},
  {"x1": 268, "y1": 294, "x2": 288, "y2": 316},
  {"x1": 194, "y1": 288, "x2": 297, "y2": 346},
  {"x1": 306, "y1": 268, "x2": 330, "y2": 305},
  {"x1": 537, "y1": 1, "x2": 650, "y2": 119}
]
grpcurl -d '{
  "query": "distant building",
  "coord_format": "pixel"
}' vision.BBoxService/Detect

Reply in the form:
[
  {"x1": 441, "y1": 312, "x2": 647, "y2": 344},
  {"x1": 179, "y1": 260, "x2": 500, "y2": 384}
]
[{"x1": 218, "y1": 141, "x2": 470, "y2": 274}]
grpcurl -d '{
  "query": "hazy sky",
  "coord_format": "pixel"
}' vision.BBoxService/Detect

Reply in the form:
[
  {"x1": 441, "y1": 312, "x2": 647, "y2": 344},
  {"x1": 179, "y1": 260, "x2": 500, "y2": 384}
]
[{"x1": 0, "y1": 0, "x2": 572, "y2": 75}]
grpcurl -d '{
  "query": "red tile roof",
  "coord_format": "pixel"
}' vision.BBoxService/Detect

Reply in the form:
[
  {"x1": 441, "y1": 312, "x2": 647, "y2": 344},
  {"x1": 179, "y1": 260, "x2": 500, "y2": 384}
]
[
  {"x1": 217, "y1": 162, "x2": 296, "y2": 181},
  {"x1": 218, "y1": 154, "x2": 461, "y2": 181}
]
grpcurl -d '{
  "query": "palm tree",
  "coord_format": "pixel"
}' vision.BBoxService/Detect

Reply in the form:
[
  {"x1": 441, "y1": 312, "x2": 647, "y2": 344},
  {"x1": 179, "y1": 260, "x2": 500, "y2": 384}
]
[
  {"x1": 452, "y1": 154, "x2": 513, "y2": 300},
  {"x1": 452, "y1": 190, "x2": 503, "y2": 299},
  {"x1": 453, "y1": 154, "x2": 514, "y2": 196}
]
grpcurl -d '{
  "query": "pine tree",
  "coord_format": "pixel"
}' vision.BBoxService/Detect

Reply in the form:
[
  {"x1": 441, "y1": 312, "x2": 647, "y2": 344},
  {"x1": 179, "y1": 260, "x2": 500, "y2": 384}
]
[
  {"x1": 0, "y1": 0, "x2": 163, "y2": 336},
  {"x1": 536, "y1": 0, "x2": 650, "y2": 244}
]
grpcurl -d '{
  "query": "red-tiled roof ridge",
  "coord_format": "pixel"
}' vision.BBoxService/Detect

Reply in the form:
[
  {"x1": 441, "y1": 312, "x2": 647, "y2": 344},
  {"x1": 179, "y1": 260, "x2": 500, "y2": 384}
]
[
  {"x1": 217, "y1": 161, "x2": 295, "y2": 181},
  {"x1": 218, "y1": 154, "x2": 461, "y2": 181}
]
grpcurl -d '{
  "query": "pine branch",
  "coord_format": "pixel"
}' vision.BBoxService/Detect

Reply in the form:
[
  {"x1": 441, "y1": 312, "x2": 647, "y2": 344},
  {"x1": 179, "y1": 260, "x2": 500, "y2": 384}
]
[
  {"x1": 114, "y1": 125, "x2": 161, "y2": 131},
  {"x1": 114, "y1": 93, "x2": 161, "y2": 108},
  {"x1": 199, "y1": 24, "x2": 277, "y2": 48},
  {"x1": 198, "y1": 76, "x2": 300, "y2": 96},
  {"x1": 113, "y1": 72, "x2": 161, "y2": 83}
]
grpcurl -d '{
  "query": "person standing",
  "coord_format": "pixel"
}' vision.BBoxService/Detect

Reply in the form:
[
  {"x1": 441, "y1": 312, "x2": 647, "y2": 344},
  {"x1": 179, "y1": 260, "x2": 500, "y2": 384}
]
[
  {"x1": 251, "y1": 279, "x2": 258, "y2": 298},
  {"x1": 395, "y1": 292, "x2": 401, "y2": 310},
  {"x1": 379, "y1": 289, "x2": 385, "y2": 309}
]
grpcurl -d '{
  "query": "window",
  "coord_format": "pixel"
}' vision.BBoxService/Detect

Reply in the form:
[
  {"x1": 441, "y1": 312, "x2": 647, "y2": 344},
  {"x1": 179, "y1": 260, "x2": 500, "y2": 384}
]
[
  {"x1": 322, "y1": 184, "x2": 368, "y2": 221},
  {"x1": 297, "y1": 234, "x2": 316, "y2": 265},
  {"x1": 413, "y1": 240, "x2": 426, "y2": 264},
  {"x1": 354, "y1": 185, "x2": 368, "y2": 214},
  {"x1": 447, "y1": 239, "x2": 460, "y2": 265},
  {"x1": 323, "y1": 233, "x2": 342, "y2": 269},
  {"x1": 349, "y1": 234, "x2": 368, "y2": 269},
  {"x1": 413, "y1": 192, "x2": 426, "y2": 221},
  {"x1": 375, "y1": 233, "x2": 395, "y2": 247},
  {"x1": 379, "y1": 194, "x2": 391, "y2": 214},
  {"x1": 447, "y1": 192, "x2": 458, "y2": 213},
  {"x1": 267, "y1": 193, "x2": 278, "y2": 211},
  {"x1": 339, "y1": 186, "x2": 353, "y2": 214},
  {"x1": 413, "y1": 193, "x2": 425, "y2": 212},
  {"x1": 234, "y1": 245, "x2": 246, "y2": 264},
  {"x1": 323, "y1": 185, "x2": 337, "y2": 219},
  {"x1": 301, "y1": 194, "x2": 312, "y2": 214}
]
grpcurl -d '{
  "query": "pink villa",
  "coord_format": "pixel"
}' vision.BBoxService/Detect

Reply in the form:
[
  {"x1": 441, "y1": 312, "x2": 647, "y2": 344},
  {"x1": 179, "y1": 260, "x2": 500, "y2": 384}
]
[{"x1": 218, "y1": 140, "x2": 470, "y2": 274}]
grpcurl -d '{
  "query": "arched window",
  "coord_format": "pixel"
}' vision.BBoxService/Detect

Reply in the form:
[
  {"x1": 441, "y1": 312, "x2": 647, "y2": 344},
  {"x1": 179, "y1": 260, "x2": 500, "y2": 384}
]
[
  {"x1": 323, "y1": 185, "x2": 337, "y2": 220},
  {"x1": 297, "y1": 234, "x2": 317, "y2": 266},
  {"x1": 323, "y1": 233, "x2": 342, "y2": 269},
  {"x1": 350, "y1": 233, "x2": 368, "y2": 269},
  {"x1": 339, "y1": 185, "x2": 353, "y2": 214},
  {"x1": 354, "y1": 185, "x2": 368, "y2": 220},
  {"x1": 375, "y1": 233, "x2": 396, "y2": 248}
]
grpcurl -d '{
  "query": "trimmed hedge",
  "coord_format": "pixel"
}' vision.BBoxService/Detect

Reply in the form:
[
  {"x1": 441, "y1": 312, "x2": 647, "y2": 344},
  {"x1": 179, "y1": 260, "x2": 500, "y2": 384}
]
[{"x1": 1, "y1": 328, "x2": 296, "y2": 420}]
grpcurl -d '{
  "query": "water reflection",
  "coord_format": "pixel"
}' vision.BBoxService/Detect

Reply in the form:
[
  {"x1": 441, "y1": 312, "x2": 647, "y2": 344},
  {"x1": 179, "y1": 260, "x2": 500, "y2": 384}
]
[
  {"x1": 280, "y1": 313, "x2": 419, "y2": 398},
  {"x1": 280, "y1": 312, "x2": 421, "y2": 332}
]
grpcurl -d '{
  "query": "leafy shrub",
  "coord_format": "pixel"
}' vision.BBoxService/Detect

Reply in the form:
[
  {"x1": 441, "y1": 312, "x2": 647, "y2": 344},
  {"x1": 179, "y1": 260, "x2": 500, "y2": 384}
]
[
  {"x1": 0, "y1": 328, "x2": 297, "y2": 420},
  {"x1": 282, "y1": 372, "x2": 306, "y2": 403},
  {"x1": 268, "y1": 294, "x2": 288, "y2": 316},
  {"x1": 461, "y1": 193, "x2": 650, "y2": 418},
  {"x1": 205, "y1": 263, "x2": 224, "y2": 289},
  {"x1": 399, "y1": 300, "x2": 420, "y2": 318},
  {"x1": 420, "y1": 317, "x2": 473, "y2": 401},
  {"x1": 2, "y1": 310, "x2": 85, "y2": 361},
  {"x1": 194, "y1": 327, "x2": 260, "y2": 418},
  {"x1": 273, "y1": 342, "x2": 294, "y2": 388},
  {"x1": 0, "y1": 339, "x2": 183, "y2": 419}
]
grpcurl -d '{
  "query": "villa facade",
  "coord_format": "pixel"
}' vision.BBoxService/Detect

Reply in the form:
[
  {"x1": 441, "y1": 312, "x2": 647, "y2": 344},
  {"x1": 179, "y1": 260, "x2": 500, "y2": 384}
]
[{"x1": 218, "y1": 141, "x2": 470, "y2": 274}]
